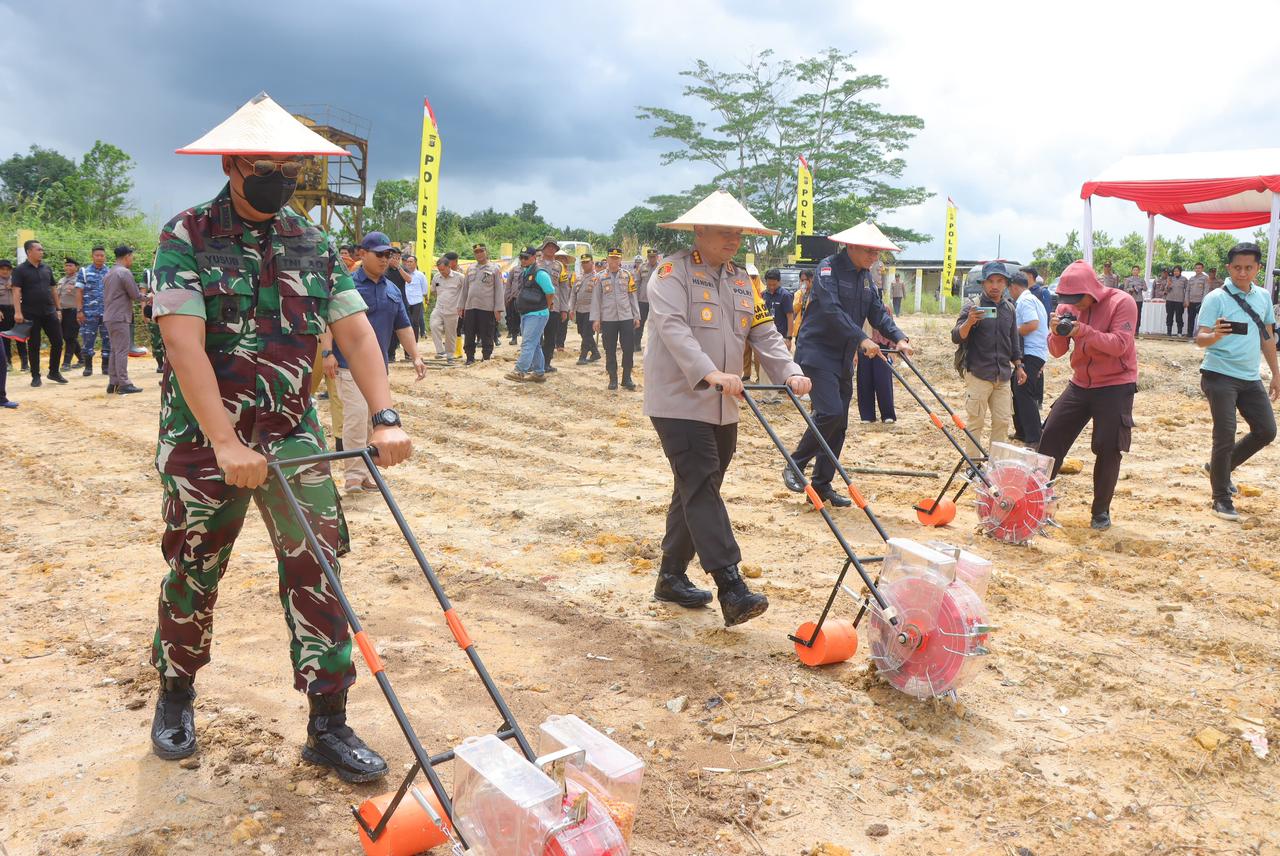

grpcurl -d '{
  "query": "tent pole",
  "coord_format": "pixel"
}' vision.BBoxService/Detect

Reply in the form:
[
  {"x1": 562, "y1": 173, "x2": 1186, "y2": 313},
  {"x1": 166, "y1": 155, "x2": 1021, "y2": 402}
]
[
  {"x1": 1144, "y1": 214, "x2": 1155, "y2": 282},
  {"x1": 1083, "y1": 198, "x2": 1094, "y2": 264},
  {"x1": 1265, "y1": 193, "x2": 1280, "y2": 298}
]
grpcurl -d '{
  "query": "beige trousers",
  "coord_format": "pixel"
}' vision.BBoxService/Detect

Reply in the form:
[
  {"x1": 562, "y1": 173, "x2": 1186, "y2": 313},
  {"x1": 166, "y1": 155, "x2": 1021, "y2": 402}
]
[
  {"x1": 337, "y1": 368, "x2": 370, "y2": 486},
  {"x1": 429, "y1": 308, "x2": 456, "y2": 357},
  {"x1": 963, "y1": 374, "x2": 1012, "y2": 459}
]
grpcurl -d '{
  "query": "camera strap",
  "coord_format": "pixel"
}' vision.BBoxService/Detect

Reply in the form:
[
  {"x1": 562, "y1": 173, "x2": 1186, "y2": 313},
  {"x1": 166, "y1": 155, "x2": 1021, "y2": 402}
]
[{"x1": 1224, "y1": 288, "x2": 1271, "y2": 343}]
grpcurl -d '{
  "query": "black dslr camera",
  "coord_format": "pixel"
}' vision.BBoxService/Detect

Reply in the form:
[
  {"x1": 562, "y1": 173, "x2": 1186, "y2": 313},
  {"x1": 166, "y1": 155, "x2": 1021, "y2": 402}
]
[{"x1": 1054, "y1": 314, "x2": 1076, "y2": 337}]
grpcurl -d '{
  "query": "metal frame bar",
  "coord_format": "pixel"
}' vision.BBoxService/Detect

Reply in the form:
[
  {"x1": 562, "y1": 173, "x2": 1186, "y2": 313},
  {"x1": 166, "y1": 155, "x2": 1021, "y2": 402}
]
[
  {"x1": 269, "y1": 447, "x2": 538, "y2": 850},
  {"x1": 737, "y1": 386, "x2": 898, "y2": 649}
]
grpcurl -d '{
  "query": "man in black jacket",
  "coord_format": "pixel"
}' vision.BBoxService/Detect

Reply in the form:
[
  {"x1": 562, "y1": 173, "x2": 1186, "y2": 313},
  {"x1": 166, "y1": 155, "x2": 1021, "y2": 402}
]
[{"x1": 952, "y1": 261, "x2": 1024, "y2": 457}]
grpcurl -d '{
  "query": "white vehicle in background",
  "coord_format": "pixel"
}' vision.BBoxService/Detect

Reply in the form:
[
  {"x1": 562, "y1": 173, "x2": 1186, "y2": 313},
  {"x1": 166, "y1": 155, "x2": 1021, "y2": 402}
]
[{"x1": 556, "y1": 241, "x2": 594, "y2": 276}]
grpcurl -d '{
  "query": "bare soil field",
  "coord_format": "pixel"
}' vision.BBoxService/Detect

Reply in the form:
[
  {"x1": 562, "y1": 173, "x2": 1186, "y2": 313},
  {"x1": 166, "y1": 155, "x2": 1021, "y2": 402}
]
[{"x1": 0, "y1": 316, "x2": 1276, "y2": 856}]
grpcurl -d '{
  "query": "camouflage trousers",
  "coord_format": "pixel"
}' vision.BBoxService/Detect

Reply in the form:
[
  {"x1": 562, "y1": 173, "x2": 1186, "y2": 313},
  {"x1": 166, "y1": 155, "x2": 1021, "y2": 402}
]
[
  {"x1": 148, "y1": 320, "x2": 166, "y2": 365},
  {"x1": 151, "y1": 462, "x2": 355, "y2": 695}
]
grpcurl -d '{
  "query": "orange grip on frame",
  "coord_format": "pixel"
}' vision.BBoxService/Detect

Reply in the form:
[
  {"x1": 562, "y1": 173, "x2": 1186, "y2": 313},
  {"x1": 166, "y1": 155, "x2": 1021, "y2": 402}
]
[
  {"x1": 354, "y1": 630, "x2": 384, "y2": 675},
  {"x1": 951, "y1": 415, "x2": 967, "y2": 429},
  {"x1": 444, "y1": 608, "x2": 473, "y2": 650},
  {"x1": 804, "y1": 484, "x2": 825, "y2": 511},
  {"x1": 929, "y1": 413, "x2": 944, "y2": 429},
  {"x1": 847, "y1": 484, "x2": 867, "y2": 509}
]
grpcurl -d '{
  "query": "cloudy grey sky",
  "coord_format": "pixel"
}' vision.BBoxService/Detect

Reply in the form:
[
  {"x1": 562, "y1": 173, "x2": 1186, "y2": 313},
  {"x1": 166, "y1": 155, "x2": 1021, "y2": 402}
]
[{"x1": 3, "y1": 0, "x2": 1278, "y2": 260}]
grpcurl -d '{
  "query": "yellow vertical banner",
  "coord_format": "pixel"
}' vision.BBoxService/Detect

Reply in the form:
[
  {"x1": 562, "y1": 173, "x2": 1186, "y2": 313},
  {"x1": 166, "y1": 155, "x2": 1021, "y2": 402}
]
[
  {"x1": 415, "y1": 98, "x2": 442, "y2": 265},
  {"x1": 940, "y1": 198, "x2": 958, "y2": 307},
  {"x1": 794, "y1": 156, "x2": 813, "y2": 258}
]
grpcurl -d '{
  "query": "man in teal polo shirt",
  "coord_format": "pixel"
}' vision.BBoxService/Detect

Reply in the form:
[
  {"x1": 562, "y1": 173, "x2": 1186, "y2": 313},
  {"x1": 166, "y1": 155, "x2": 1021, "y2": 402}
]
[{"x1": 1194, "y1": 241, "x2": 1279, "y2": 521}]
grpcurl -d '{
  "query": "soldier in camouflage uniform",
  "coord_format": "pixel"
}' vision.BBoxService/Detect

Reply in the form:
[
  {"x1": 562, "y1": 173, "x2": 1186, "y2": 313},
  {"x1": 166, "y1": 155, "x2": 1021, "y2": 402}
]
[{"x1": 148, "y1": 93, "x2": 414, "y2": 784}]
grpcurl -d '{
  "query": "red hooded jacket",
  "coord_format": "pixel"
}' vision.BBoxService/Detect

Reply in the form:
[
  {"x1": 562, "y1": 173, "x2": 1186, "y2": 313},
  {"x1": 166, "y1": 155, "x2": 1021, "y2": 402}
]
[{"x1": 1048, "y1": 260, "x2": 1139, "y2": 388}]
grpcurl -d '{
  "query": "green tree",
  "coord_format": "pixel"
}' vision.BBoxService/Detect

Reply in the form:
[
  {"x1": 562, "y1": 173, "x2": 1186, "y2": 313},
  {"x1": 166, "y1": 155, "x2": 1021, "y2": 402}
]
[
  {"x1": 636, "y1": 48, "x2": 930, "y2": 258},
  {"x1": 0, "y1": 145, "x2": 76, "y2": 204},
  {"x1": 367, "y1": 178, "x2": 417, "y2": 243}
]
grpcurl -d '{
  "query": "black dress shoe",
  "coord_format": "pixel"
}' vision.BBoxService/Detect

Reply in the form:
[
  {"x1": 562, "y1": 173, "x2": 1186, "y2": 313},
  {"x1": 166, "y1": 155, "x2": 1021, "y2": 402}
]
[
  {"x1": 151, "y1": 676, "x2": 197, "y2": 760},
  {"x1": 588, "y1": 353, "x2": 601, "y2": 362},
  {"x1": 1090, "y1": 512, "x2": 1112, "y2": 531},
  {"x1": 621, "y1": 379, "x2": 637, "y2": 391},
  {"x1": 710, "y1": 565, "x2": 769, "y2": 627},
  {"x1": 83, "y1": 363, "x2": 93, "y2": 376},
  {"x1": 117, "y1": 383, "x2": 143, "y2": 394},
  {"x1": 301, "y1": 690, "x2": 388, "y2": 783},
  {"x1": 782, "y1": 465, "x2": 804, "y2": 493},
  {"x1": 607, "y1": 378, "x2": 618, "y2": 390},
  {"x1": 653, "y1": 557, "x2": 712, "y2": 608},
  {"x1": 576, "y1": 357, "x2": 589, "y2": 365},
  {"x1": 30, "y1": 376, "x2": 41, "y2": 387},
  {"x1": 818, "y1": 489, "x2": 852, "y2": 508},
  {"x1": 106, "y1": 384, "x2": 116, "y2": 394},
  {"x1": 48, "y1": 373, "x2": 68, "y2": 384}
]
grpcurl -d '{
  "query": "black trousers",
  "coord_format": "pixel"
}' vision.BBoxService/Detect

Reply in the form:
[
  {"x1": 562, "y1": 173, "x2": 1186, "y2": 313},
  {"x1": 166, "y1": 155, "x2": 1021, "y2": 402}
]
[
  {"x1": 650, "y1": 417, "x2": 741, "y2": 572},
  {"x1": 892, "y1": 297, "x2": 903, "y2": 315},
  {"x1": 27, "y1": 311, "x2": 63, "y2": 378},
  {"x1": 1011, "y1": 354, "x2": 1045, "y2": 444},
  {"x1": 635, "y1": 301, "x2": 649, "y2": 352},
  {"x1": 0, "y1": 305, "x2": 27, "y2": 365},
  {"x1": 408, "y1": 302, "x2": 424, "y2": 341},
  {"x1": 600, "y1": 320, "x2": 635, "y2": 381},
  {"x1": 1186, "y1": 301, "x2": 1202, "y2": 336},
  {"x1": 60, "y1": 308, "x2": 81, "y2": 363},
  {"x1": 1038, "y1": 381, "x2": 1135, "y2": 517},
  {"x1": 1165, "y1": 302, "x2": 1184, "y2": 335},
  {"x1": 556, "y1": 311, "x2": 568, "y2": 347},
  {"x1": 463, "y1": 308, "x2": 497, "y2": 360},
  {"x1": 505, "y1": 301, "x2": 520, "y2": 341},
  {"x1": 1201, "y1": 370, "x2": 1277, "y2": 503},
  {"x1": 790, "y1": 365, "x2": 853, "y2": 493},
  {"x1": 855, "y1": 354, "x2": 895, "y2": 421},
  {"x1": 575, "y1": 311, "x2": 599, "y2": 358},
  {"x1": 542, "y1": 312, "x2": 565, "y2": 369}
]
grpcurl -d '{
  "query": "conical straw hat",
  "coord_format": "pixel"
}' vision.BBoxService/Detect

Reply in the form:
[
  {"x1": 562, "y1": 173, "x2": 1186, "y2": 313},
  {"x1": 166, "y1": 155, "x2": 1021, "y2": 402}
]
[
  {"x1": 176, "y1": 92, "x2": 349, "y2": 156},
  {"x1": 659, "y1": 190, "x2": 780, "y2": 236},
  {"x1": 827, "y1": 221, "x2": 902, "y2": 252}
]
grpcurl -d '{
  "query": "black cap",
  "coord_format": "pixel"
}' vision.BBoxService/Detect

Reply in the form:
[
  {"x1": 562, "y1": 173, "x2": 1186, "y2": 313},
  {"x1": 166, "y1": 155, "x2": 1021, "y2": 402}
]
[
  {"x1": 443, "y1": 251, "x2": 459, "y2": 261},
  {"x1": 65, "y1": 257, "x2": 80, "y2": 266},
  {"x1": 607, "y1": 247, "x2": 623, "y2": 258},
  {"x1": 1055, "y1": 292, "x2": 1085, "y2": 304},
  {"x1": 0, "y1": 259, "x2": 11, "y2": 268},
  {"x1": 764, "y1": 268, "x2": 781, "y2": 281},
  {"x1": 115, "y1": 245, "x2": 135, "y2": 258},
  {"x1": 519, "y1": 246, "x2": 537, "y2": 258},
  {"x1": 580, "y1": 252, "x2": 593, "y2": 261},
  {"x1": 359, "y1": 232, "x2": 393, "y2": 252},
  {"x1": 981, "y1": 260, "x2": 1010, "y2": 282},
  {"x1": 472, "y1": 243, "x2": 487, "y2": 251},
  {"x1": 1010, "y1": 271, "x2": 1028, "y2": 286}
]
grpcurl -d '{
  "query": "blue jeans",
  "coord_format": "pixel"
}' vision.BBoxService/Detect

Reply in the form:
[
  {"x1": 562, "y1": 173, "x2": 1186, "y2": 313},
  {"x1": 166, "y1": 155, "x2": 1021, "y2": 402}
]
[{"x1": 516, "y1": 313, "x2": 549, "y2": 374}]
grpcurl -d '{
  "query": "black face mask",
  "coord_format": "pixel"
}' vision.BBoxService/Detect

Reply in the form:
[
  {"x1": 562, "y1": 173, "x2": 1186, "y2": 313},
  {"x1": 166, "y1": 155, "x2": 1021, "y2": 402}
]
[{"x1": 241, "y1": 171, "x2": 297, "y2": 215}]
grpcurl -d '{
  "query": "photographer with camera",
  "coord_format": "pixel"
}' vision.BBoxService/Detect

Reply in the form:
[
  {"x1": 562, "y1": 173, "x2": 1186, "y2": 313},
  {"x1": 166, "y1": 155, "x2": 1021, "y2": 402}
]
[
  {"x1": 1193, "y1": 242, "x2": 1278, "y2": 521},
  {"x1": 1038, "y1": 260, "x2": 1139, "y2": 531}
]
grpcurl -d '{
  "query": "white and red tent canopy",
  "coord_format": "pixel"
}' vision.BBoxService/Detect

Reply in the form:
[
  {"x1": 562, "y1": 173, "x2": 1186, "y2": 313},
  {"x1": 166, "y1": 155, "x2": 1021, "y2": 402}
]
[{"x1": 1080, "y1": 148, "x2": 1280, "y2": 291}]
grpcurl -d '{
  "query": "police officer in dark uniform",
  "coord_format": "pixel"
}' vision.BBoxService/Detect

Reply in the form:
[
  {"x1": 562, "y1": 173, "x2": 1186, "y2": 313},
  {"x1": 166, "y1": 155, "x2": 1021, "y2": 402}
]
[{"x1": 784, "y1": 222, "x2": 911, "y2": 506}]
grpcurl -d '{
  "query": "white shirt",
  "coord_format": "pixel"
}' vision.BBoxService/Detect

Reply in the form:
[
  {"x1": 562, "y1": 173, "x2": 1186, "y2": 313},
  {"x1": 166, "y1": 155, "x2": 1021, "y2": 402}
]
[
  {"x1": 404, "y1": 270, "x2": 427, "y2": 306},
  {"x1": 1015, "y1": 289, "x2": 1049, "y2": 360}
]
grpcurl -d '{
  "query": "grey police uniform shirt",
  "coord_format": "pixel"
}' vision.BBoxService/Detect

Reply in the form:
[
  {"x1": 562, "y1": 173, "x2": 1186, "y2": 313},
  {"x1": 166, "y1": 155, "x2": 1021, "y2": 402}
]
[
  {"x1": 1165, "y1": 276, "x2": 1188, "y2": 303},
  {"x1": 536, "y1": 257, "x2": 570, "y2": 312},
  {"x1": 430, "y1": 270, "x2": 465, "y2": 316},
  {"x1": 637, "y1": 258, "x2": 659, "y2": 303},
  {"x1": 1122, "y1": 275, "x2": 1147, "y2": 300},
  {"x1": 573, "y1": 269, "x2": 599, "y2": 313},
  {"x1": 642, "y1": 248, "x2": 801, "y2": 426},
  {"x1": 590, "y1": 268, "x2": 639, "y2": 322},
  {"x1": 1099, "y1": 272, "x2": 1120, "y2": 289},
  {"x1": 460, "y1": 261, "x2": 504, "y2": 312},
  {"x1": 1187, "y1": 273, "x2": 1208, "y2": 303}
]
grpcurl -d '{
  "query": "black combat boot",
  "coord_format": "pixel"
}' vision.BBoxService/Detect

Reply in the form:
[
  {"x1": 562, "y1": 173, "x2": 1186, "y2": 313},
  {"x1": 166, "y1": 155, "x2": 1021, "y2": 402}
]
[
  {"x1": 621, "y1": 374, "x2": 636, "y2": 391},
  {"x1": 653, "y1": 555, "x2": 713, "y2": 608},
  {"x1": 709, "y1": 564, "x2": 769, "y2": 627},
  {"x1": 302, "y1": 690, "x2": 388, "y2": 783},
  {"x1": 83, "y1": 357, "x2": 93, "y2": 376},
  {"x1": 101, "y1": 354, "x2": 109, "y2": 375},
  {"x1": 607, "y1": 374, "x2": 618, "y2": 391},
  {"x1": 151, "y1": 675, "x2": 197, "y2": 760}
]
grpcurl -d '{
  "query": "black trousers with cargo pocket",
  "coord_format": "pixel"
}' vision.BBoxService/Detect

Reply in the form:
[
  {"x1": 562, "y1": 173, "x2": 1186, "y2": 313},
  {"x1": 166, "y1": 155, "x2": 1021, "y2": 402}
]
[
  {"x1": 1037, "y1": 381, "x2": 1136, "y2": 518},
  {"x1": 650, "y1": 417, "x2": 741, "y2": 574}
]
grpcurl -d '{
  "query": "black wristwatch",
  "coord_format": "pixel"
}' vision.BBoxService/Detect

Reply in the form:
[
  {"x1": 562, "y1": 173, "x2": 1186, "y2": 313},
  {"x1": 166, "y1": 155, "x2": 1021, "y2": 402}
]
[{"x1": 371, "y1": 408, "x2": 401, "y2": 428}]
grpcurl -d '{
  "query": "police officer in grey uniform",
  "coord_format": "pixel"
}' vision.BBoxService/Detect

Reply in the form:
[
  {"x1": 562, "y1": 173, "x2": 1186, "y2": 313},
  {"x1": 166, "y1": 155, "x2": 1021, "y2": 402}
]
[
  {"x1": 573, "y1": 253, "x2": 601, "y2": 364},
  {"x1": 591, "y1": 248, "x2": 640, "y2": 390},
  {"x1": 635, "y1": 248, "x2": 660, "y2": 353},
  {"x1": 459, "y1": 243, "x2": 504, "y2": 363},
  {"x1": 643, "y1": 191, "x2": 811, "y2": 626}
]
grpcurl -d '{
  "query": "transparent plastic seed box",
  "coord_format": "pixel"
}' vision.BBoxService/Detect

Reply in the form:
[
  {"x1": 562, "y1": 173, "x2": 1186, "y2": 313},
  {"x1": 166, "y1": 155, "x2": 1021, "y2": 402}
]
[
  {"x1": 538, "y1": 714, "x2": 644, "y2": 844},
  {"x1": 987, "y1": 441, "x2": 1053, "y2": 475},
  {"x1": 452, "y1": 734, "x2": 563, "y2": 856},
  {"x1": 926, "y1": 540, "x2": 993, "y2": 599}
]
